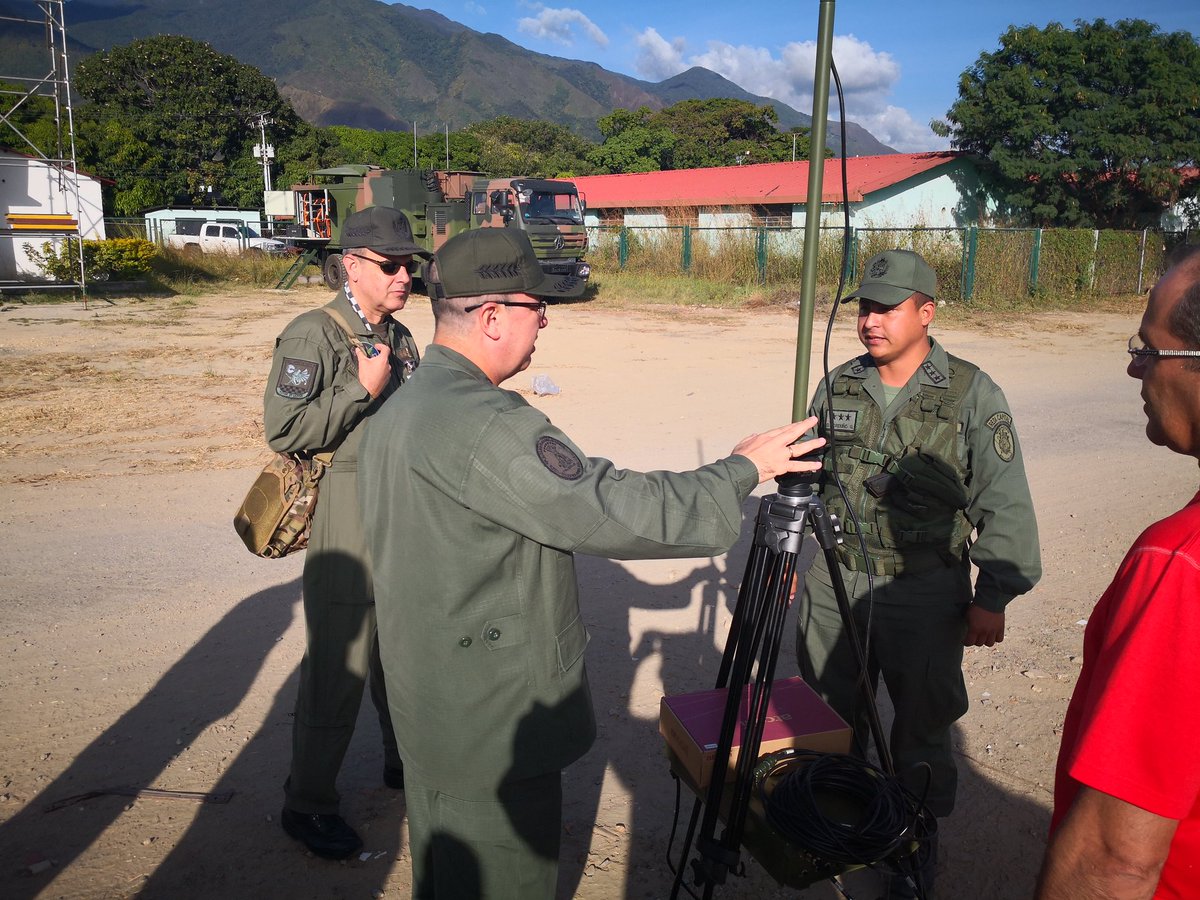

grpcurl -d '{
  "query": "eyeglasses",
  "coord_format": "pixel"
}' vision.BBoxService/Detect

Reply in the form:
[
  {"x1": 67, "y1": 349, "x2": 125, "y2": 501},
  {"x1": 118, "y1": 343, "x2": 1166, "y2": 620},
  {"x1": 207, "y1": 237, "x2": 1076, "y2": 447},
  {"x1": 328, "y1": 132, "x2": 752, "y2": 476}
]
[
  {"x1": 1127, "y1": 335, "x2": 1200, "y2": 362},
  {"x1": 463, "y1": 299, "x2": 548, "y2": 321},
  {"x1": 348, "y1": 254, "x2": 417, "y2": 277}
]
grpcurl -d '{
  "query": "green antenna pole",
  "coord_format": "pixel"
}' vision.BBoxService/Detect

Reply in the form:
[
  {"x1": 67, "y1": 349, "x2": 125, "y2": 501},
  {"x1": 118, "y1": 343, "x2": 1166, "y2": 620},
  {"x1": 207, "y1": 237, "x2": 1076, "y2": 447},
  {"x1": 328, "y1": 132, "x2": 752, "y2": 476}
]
[{"x1": 792, "y1": 0, "x2": 836, "y2": 421}]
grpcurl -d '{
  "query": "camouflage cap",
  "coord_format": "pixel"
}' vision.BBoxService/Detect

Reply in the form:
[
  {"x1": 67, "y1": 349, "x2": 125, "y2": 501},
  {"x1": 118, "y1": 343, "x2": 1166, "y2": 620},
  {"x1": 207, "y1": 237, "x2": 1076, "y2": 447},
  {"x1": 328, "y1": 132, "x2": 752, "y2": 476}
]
[
  {"x1": 341, "y1": 206, "x2": 430, "y2": 258},
  {"x1": 422, "y1": 228, "x2": 575, "y2": 300},
  {"x1": 848, "y1": 249, "x2": 936, "y2": 306}
]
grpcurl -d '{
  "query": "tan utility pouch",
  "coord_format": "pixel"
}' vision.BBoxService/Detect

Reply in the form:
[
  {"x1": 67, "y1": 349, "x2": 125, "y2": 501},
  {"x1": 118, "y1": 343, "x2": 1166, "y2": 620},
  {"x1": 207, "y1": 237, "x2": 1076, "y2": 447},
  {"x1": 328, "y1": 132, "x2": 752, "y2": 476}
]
[{"x1": 234, "y1": 450, "x2": 333, "y2": 558}]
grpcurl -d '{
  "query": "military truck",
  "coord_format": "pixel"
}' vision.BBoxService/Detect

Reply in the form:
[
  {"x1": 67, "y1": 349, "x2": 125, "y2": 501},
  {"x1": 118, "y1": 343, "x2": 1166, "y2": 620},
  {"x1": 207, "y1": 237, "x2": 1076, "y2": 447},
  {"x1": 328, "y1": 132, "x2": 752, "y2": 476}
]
[{"x1": 264, "y1": 166, "x2": 590, "y2": 294}]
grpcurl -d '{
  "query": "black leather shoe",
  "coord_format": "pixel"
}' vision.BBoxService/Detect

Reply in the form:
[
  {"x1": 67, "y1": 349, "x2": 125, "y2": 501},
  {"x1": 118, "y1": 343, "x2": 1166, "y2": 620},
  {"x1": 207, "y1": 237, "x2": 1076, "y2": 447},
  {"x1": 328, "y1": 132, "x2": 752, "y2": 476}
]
[
  {"x1": 383, "y1": 765, "x2": 405, "y2": 790},
  {"x1": 280, "y1": 808, "x2": 363, "y2": 859}
]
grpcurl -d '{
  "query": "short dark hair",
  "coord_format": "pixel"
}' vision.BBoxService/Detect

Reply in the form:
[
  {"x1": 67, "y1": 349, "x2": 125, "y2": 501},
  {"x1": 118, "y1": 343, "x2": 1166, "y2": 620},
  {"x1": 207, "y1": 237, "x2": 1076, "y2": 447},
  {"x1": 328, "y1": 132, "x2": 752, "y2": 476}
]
[{"x1": 1166, "y1": 245, "x2": 1200, "y2": 363}]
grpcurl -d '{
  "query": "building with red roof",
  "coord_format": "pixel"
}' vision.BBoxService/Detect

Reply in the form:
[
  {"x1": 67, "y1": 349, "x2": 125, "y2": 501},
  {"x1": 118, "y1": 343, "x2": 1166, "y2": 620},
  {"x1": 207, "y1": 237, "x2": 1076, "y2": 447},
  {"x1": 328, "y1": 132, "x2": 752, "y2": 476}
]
[{"x1": 572, "y1": 152, "x2": 990, "y2": 230}]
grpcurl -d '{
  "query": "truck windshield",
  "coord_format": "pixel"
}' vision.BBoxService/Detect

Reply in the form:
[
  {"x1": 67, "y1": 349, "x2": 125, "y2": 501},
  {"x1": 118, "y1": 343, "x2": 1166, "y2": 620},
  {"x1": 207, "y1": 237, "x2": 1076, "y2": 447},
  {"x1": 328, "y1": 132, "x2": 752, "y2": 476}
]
[{"x1": 517, "y1": 190, "x2": 583, "y2": 226}]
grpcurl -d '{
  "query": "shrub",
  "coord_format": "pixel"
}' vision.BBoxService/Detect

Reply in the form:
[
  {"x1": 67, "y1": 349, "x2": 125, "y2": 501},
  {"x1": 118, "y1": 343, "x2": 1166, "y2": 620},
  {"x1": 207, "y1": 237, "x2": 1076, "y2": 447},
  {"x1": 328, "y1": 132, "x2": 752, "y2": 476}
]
[{"x1": 24, "y1": 237, "x2": 159, "y2": 282}]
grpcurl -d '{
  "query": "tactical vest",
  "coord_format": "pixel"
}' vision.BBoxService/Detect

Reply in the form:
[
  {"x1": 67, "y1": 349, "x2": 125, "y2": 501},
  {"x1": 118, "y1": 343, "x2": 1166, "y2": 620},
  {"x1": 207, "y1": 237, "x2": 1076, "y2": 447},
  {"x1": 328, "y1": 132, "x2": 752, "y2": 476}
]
[{"x1": 822, "y1": 354, "x2": 978, "y2": 577}]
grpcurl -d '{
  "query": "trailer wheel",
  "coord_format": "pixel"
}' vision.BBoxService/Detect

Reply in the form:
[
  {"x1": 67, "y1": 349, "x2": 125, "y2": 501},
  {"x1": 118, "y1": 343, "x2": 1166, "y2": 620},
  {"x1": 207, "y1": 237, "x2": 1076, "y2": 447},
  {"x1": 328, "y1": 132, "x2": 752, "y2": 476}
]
[{"x1": 322, "y1": 253, "x2": 344, "y2": 290}]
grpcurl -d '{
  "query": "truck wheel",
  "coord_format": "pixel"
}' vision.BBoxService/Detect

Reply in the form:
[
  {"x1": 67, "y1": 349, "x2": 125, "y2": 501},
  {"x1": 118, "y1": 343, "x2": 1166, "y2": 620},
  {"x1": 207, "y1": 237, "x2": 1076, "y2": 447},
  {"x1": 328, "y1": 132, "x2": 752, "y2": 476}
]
[
  {"x1": 183, "y1": 244, "x2": 201, "y2": 257},
  {"x1": 323, "y1": 253, "x2": 344, "y2": 290}
]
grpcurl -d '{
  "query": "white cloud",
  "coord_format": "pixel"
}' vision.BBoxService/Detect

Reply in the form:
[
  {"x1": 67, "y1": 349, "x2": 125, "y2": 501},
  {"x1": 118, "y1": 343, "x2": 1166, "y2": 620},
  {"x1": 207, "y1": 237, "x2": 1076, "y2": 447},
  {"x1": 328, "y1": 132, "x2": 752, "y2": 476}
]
[
  {"x1": 634, "y1": 27, "x2": 688, "y2": 81},
  {"x1": 633, "y1": 29, "x2": 943, "y2": 152},
  {"x1": 517, "y1": 7, "x2": 608, "y2": 48},
  {"x1": 464, "y1": 1, "x2": 486, "y2": 16}
]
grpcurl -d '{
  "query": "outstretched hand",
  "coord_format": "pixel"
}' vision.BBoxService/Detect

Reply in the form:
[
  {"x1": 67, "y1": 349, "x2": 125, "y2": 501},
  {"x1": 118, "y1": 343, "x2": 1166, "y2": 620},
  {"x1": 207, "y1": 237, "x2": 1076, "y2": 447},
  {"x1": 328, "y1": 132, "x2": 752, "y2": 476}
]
[{"x1": 731, "y1": 416, "x2": 826, "y2": 484}]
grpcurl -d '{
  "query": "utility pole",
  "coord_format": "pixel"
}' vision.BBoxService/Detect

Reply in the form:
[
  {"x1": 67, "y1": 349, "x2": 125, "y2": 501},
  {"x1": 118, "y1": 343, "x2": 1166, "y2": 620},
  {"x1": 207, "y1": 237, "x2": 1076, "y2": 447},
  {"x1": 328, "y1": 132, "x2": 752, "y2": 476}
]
[
  {"x1": 412, "y1": 121, "x2": 417, "y2": 167},
  {"x1": 251, "y1": 112, "x2": 275, "y2": 192},
  {"x1": 444, "y1": 123, "x2": 450, "y2": 170}
]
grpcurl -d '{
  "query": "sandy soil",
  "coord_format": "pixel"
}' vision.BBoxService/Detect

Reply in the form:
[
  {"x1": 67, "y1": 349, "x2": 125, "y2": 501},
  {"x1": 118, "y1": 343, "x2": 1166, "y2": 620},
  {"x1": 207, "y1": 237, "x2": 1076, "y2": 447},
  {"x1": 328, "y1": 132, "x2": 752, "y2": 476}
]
[{"x1": 0, "y1": 286, "x2": 1195, "y2": 900}]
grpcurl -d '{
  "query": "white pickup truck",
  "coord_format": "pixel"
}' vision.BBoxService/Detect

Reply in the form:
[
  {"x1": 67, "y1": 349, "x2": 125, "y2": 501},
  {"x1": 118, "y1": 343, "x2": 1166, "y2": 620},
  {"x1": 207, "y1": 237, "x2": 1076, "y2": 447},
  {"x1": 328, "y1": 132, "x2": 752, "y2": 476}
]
[{"x1": 166, "y1": 222, "x2": 286, "y2": 255}]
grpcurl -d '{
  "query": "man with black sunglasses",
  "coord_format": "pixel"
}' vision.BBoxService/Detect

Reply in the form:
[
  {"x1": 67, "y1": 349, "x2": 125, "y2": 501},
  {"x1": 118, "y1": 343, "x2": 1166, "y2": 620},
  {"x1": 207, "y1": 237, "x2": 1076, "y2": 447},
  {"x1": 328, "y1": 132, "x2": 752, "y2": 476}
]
[{"x1": 264, "y1": 206, "x2": 428, "y2": 859}]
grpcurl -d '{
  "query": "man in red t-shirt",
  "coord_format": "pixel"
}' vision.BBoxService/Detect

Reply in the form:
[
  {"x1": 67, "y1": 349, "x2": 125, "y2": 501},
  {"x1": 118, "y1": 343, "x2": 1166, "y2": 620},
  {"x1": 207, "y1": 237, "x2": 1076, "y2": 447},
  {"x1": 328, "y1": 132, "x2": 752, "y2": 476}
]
[{"x1": 1037, "y1": 246, "x2": 1200, "y2": 899}]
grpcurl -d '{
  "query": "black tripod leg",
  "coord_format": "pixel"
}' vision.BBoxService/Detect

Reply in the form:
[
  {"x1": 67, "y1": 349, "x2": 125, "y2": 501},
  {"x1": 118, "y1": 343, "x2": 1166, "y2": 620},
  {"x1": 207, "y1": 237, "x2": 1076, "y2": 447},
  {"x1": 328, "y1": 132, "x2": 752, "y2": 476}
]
[
  {"x1": 807, "y1": 504, "x2": 895, "y2": 776},
  {"x1": 668, "y1": 795, "x2": 705, "y2": 900}
]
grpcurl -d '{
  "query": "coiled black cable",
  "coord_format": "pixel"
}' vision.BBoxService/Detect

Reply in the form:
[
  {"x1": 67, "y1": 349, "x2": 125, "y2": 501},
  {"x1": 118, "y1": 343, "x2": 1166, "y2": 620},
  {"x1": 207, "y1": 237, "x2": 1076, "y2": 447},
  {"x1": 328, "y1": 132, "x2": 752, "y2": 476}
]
[{"x1": 753, "y1": 749, "x2": 936, "y2": 871}]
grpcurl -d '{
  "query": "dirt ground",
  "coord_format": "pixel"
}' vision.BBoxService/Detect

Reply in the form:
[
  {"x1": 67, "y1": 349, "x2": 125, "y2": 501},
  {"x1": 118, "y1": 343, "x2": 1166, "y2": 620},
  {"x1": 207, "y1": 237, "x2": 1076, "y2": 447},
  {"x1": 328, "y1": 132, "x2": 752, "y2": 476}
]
[{"x1": 0, "y1": 286, "x2": 1195, "y2": 900}]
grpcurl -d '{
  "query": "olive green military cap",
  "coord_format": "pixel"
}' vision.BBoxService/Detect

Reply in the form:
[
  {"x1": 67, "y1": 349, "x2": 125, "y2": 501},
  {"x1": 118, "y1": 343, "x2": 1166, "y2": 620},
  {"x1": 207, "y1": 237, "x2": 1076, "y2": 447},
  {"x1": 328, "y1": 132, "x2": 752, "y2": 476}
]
[
  {"x1": 422, "y1": 228, "x2": 577, "y2": 300},
  {"x1": 848, "y1": 249, "x2": 936, "y2": 306},
  {"x1": 342, "y1": 206, "x2": 430, "y2": 257}
]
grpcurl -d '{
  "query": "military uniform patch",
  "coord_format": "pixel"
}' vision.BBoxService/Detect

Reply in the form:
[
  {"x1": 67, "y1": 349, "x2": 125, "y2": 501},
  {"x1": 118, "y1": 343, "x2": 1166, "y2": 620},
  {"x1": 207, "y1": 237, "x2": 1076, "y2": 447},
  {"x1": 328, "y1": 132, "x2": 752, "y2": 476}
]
[
  {"x1": 985, "y1": 411, "x2": 1013, "y2": 430},
  {"x1": 536, "y1": 436, "x2": 584, "y2": 480},
  {"x1": 276, "y1": 358, "x2": 318, "y2": 399},
  {"x1": 921, "y1": 360, "x2": 946, "y2": 385},
  {"x1": 830, "y1": 409, "x2": 858, "y2": 433},
  {"x1": 993, "y1": 424, "x2": 1015, "y2": 462},
  {"x1": 850, "y1": 359, "x2": 867, "y2": 376}
]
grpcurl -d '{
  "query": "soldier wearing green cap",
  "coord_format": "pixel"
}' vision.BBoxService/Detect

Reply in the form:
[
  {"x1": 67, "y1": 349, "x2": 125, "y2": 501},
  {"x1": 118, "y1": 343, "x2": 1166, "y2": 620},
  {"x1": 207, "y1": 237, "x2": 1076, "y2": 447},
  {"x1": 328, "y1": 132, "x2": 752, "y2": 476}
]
[
  {"x1": 795, "y1": 249, "x2": 1042, "y2": 896},
  {"x1": 360, "y1": 227, "x2": 828, "y2": 899},
  {"x1": 264, "y1": 206, "x2": 428, "y2": 859}
]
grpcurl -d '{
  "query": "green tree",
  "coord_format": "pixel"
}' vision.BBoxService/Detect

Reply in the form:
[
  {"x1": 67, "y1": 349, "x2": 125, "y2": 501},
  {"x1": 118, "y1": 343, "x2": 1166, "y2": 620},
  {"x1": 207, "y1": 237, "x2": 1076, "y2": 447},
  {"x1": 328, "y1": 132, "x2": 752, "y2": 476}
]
[
  {"x1": 654, "y1": 98, "x2": 799, "y2": 169},
  {"x1": 938, "y1": 18, "x2": 1200, "y2": 227},
  {"x1": 588, "y1": 99, "x2": 812, "y2": 174},
  {"x1": 462, "y1": 117, "x2": 596, "y2": 177},
  {"x1": 74, "y1": 35, "x2": 307, "y2": 213},
  {"x1": 326, "y1": 126, "x2": 418, "y2": 169},
  {"x1": 587, "y1": 107, "x2": 676, "y2": 173},
  {"x1": 0, "y1": 80, "x2": 61, "y2": 159}
]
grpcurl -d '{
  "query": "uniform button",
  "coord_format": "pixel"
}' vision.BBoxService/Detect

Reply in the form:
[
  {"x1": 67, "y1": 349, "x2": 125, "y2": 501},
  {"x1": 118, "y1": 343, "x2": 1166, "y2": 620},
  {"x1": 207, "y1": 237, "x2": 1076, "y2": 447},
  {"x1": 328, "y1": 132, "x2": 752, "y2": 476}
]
[
  {"x1": 458, "y1": 637, "x2": 472, "y2": 648},
  {"x1": 486, "y1": 628, "x2": 501, "y2": 641}
]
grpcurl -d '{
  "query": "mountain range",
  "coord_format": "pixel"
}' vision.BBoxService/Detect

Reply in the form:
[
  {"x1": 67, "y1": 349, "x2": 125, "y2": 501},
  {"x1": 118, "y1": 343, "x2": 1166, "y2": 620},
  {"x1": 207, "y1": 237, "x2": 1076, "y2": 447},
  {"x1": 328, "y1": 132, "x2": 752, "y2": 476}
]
[{"x1": 0, "y1": 0, "x2": 895, "y2": 157}]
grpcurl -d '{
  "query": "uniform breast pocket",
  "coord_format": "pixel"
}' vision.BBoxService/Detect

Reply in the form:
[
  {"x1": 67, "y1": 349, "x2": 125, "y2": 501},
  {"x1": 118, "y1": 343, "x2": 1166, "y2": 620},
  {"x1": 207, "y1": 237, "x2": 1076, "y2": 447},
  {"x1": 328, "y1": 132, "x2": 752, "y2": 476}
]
[{"x1": 555, "y1": 613, "x2": 590, "y2": 673}]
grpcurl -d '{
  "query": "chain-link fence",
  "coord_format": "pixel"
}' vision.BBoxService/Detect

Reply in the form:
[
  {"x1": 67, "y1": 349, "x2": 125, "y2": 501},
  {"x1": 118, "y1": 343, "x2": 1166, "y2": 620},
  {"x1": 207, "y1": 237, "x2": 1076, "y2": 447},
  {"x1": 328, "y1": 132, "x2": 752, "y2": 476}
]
[{"x1": 588, "y1": 224, "x2": 1193, "y2": 303}]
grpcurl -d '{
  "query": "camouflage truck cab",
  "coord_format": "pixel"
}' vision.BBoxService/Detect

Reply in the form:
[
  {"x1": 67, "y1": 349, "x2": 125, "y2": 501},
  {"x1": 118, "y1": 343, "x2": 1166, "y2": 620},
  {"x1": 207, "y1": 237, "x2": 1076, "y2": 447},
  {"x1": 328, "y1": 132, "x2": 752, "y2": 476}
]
[{"x1": 265, "y1": 167, "x2": 589, "y2": 294}]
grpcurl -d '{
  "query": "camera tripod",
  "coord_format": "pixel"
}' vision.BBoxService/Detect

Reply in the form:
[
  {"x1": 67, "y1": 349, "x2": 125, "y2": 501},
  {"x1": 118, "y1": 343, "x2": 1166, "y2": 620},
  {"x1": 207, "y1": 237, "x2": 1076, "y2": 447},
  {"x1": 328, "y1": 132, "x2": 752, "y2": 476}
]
[{"x1": 667, "y1": 472, "x2": 897, "y2": 900}]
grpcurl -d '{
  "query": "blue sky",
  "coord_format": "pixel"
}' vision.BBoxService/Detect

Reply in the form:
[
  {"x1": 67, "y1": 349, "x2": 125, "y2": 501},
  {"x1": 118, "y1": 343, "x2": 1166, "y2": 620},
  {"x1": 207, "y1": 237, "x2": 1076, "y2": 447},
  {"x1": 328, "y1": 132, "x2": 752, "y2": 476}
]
[{"x1": 397, "y1": 1, "x2": 1199, "y2": 152}]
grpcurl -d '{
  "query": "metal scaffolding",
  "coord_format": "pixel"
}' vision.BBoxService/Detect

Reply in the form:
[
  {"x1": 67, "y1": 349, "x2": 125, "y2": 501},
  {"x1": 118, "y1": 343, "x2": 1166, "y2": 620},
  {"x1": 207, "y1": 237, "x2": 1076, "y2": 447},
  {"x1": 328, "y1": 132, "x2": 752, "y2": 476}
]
[{"x1": 0, "y1": 0, "x2": 87, "y2": 293}]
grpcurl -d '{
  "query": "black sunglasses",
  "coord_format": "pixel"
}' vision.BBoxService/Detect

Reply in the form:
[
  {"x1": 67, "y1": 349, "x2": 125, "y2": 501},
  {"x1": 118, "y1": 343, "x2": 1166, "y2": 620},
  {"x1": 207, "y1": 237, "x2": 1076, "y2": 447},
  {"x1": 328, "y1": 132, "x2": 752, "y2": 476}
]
[{"x1": 348, "y1": 254, "x2": 417, "y2": 276}]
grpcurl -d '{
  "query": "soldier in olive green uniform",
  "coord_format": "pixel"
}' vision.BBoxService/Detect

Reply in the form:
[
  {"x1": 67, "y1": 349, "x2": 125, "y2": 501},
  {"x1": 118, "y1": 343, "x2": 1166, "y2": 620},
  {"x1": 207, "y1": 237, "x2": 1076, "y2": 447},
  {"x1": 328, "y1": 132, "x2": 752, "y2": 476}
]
[
  {"x1": 264, "y1": 207, "x2": 427, "y2": 860},
  {"x1": 359, "y1": 228, "x2": 827, "y2": 899},
  {"x1": 796, "y1": 250, "x2": 1041, "y2": 894}
]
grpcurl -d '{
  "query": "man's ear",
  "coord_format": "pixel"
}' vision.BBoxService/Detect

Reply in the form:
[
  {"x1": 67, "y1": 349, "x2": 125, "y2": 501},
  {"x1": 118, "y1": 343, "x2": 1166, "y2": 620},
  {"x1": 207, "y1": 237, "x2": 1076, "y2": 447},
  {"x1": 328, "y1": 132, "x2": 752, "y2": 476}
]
[
  {"x1": 919, "y1": 298, "x2": 936, "y2": 326},
  {"x1": 478, "y1": 303, "x2": 504, "y2": 342}
]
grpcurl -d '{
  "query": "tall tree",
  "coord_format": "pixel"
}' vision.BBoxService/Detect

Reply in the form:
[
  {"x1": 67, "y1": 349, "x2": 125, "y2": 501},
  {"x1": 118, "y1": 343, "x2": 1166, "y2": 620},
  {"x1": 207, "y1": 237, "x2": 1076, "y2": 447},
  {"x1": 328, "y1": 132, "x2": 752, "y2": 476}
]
[
  {"x1": 461, "y1": 117, "x2": 596, "y2": 178},
  {"x1": 588, "y1": 107, "x2": 676, "y2": 173},
  {"x1": 74, "y1": 35, "x2": 308, "y2": 213},
  {"x1": 588, "y1": 99, "x2": 812, "y2": 174},
  {"x1": 937, "y1": 18, "x2": 1200, "y2": 228}
]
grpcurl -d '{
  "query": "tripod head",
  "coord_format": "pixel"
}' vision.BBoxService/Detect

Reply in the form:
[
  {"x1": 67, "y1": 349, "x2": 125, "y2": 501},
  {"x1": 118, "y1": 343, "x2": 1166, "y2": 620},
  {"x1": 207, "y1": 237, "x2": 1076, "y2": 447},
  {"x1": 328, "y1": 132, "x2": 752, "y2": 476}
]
[{"x1": 775, "y1": 469, "x2": 819, "y2": 499}]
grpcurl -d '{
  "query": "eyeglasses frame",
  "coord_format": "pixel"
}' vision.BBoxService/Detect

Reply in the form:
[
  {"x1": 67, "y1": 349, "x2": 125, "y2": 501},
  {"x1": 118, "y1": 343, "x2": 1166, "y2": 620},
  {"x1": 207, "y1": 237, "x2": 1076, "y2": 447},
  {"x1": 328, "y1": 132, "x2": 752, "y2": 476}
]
[
  {"x1": 463, "y1": 299, "x2": 548, "y2": 320},
  {"x1": 1127, "y1": 335, "x2": 1200, "y2": 361}
]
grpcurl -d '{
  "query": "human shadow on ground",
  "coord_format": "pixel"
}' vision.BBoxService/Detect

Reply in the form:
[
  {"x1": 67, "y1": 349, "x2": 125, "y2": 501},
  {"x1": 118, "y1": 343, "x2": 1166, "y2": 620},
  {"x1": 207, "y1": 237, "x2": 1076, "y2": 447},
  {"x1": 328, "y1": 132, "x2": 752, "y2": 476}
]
[
  {"x1": 136, "y1": 553, "x2": 407, "y2": 898},
  {"x1": 568, "y1": 507, "x2": 1053, "y2": 900},
  {"x1": 0, "y1": 579, "x2": 301, "y2": 899},
  {"x1": 566, "y1": 522, "x2": 749, "y2": 899}
]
